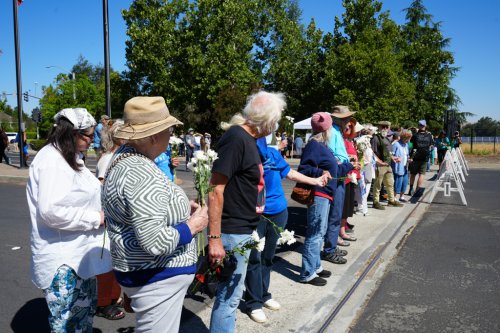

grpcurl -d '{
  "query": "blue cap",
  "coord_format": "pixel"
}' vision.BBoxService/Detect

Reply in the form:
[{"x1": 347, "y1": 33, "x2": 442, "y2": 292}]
[{"x1": 418, "y1": 120, "x2": 426, "y2": 127}]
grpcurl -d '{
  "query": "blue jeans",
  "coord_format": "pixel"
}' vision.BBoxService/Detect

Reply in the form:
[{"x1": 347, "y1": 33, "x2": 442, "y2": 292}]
[
  {"x1": 323, "y1": 181, "x2": 345, "y2": 255},
  {"x1": 300, "y1": 196, "x2": 330, "y2": 282},
  {"x1": 210, "y1": 233, "x2": 252, "y2": 333},
  {"x1": 394, "y1": 171, "x2": 408, "y2": 194},
  {"x1": 245, "y1": 209, "x2": 288, "y2": 311}
]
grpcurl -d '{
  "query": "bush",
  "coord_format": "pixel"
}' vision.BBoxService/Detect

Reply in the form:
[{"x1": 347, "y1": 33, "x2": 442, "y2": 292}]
[
  {"x1": 26, "y1": 132, "x2": 37, "y2": 140},
  {"x1": 29, "y1": 139, "x2": 47, "y2": 151}
]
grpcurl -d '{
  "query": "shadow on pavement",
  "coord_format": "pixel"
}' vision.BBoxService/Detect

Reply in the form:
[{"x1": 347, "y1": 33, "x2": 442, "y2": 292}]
[
  {"x1": 179, "y1": 306, "x2": 209, "y2": 332},
  {"x1": 11, "y1": 298, "x2": 50, "y2": 333}
]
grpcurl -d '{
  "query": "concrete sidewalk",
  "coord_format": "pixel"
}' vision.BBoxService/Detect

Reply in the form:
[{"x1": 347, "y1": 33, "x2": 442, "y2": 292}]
[{"x1": 0, "y1": 157, "x2": 436, "y2": 332}]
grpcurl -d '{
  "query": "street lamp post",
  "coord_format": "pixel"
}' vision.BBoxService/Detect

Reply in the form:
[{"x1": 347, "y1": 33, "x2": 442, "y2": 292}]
[{"x1": 45, "y1": 65, "x2": 76, "y2": 101}]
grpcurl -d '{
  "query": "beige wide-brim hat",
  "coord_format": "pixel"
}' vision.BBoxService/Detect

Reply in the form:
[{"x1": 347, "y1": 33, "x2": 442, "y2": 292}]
[
  {"x1": 115, "y1": 96, "x2": 183, "y2": 140},
  {"x1": 331, "y1": 105, "x2": 356, "y2": 119}
]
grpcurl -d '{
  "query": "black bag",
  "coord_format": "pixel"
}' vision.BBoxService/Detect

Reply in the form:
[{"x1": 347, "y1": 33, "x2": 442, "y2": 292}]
[
  {"x1": 291, "y1": 183, "x2": 315, "y2": 206},
  {"x1": 412, "y1": 132, "x2": 433, "y2": 161}
]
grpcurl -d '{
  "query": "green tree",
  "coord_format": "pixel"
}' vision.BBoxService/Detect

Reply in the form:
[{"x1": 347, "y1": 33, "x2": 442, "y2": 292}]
[
  {"x1": 401, "y1": 0, "x2": 458, "y2": 122},
  {"x1": 324, "y1": 0, "x2": 414, "y2": 124}
]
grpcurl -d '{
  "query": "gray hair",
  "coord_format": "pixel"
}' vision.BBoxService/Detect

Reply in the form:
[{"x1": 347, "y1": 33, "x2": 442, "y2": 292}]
[
  {"x1": 310, "y1": 127, "x2": 332, "y2": 144},
  {"x1": 101, "y1": 119, "x2": 125, "y2": 152},
  {"x1": 221, "y1": 91, "x2": 286, "y2": 136}
]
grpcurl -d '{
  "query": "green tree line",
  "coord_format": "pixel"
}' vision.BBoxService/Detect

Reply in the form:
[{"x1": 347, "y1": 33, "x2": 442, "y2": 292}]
[{"x1": 4, "y1": 0, "x2": 460, "y2": 138}]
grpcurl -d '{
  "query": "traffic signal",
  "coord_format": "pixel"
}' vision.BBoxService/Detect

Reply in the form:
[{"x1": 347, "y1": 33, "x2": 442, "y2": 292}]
[
  {"x1": 31, "y1": 108, "x2": 42, "y2": 123},
  {"x1": 23, "y1": 91, "x2": 29, "y2": 102}
]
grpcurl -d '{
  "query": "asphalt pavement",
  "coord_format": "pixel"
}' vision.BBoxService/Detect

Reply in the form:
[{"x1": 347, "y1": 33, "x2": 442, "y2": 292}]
[
  {"x1": 349, "y1": 168, "x2": 500, "y2": 333},
  {"x1": 1, "y1": 148, "x2": 498, "y2": 332}
]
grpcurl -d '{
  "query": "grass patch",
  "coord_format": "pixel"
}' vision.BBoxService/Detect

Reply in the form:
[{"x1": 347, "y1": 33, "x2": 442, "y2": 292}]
[{"x1": 462, "y1": 143, "x2": 499, "y2": 155}]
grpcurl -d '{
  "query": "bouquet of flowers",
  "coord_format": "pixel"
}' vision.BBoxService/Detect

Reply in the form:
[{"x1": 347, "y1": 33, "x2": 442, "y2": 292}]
[
  {"x1": 169, "y1": 136, "x2": 183, "y2": 158},
  {"x1": 355, "y1": 135, "x2": 371, "y2": 166},
  {"x1": 187, "y1": 149, "x2": 218, "y2": 206},
  {"x1": 187, "y1": 149, "x2": 218, "y2": 256},
  {"x1": 188, "y1": 231, "x2": 266, "y2": 298}
]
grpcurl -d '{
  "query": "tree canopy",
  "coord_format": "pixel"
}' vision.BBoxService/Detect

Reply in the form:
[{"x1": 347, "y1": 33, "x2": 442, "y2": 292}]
[{"x1": 24, "y1": 0, "x2": 466, "y2": 138}]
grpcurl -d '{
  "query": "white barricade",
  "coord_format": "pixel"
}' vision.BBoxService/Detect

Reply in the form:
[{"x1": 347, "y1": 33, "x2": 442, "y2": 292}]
[{"x1": 427, "y1": 150, "x2": 467, "y2": 206}]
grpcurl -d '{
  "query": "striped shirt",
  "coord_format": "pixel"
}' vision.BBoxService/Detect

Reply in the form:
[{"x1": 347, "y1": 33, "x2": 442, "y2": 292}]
[{"x1": 102, "y1": 145, "x2": 196, "y2": 286}]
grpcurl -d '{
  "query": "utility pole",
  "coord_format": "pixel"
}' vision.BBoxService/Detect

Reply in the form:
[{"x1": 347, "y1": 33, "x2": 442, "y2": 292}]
[
  {"x1": 13, "y1": 0, "x2": 26, "y2": 168},
  {"x1": 103, "y1": 0, "x2": 111, "y2": 118}
]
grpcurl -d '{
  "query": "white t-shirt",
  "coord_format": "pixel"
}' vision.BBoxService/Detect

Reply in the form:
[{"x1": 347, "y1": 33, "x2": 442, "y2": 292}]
[
  {"x1": 96, "y1": 152, "x2": 114, "y2": 180},
  {"x1": 26, "y1": 145, "x2": 112, "y2": 289}
]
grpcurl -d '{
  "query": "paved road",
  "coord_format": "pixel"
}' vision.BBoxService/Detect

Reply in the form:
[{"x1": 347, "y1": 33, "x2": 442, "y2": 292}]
[
  {"x1": 350, "y1": 169, "x2": 500, "y2": 333},
  {"x1": 0, "y1": 153, "x2": 302, "y2": 332}
]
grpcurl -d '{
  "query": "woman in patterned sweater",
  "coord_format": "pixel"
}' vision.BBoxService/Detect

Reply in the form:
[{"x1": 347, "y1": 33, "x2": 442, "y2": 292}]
[{"x1": 102, "y1": 96, "x2": 208, "y2": 333}]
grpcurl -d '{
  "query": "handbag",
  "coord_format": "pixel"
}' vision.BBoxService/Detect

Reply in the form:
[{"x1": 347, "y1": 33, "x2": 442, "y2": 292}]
[{"x1": 291, "y1": 182, "x2": 315, "y2": 206}]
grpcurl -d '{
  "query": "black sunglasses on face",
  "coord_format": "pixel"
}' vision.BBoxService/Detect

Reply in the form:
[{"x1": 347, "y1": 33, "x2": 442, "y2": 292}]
[{"x1": 78, "y1": 130, "x2": 94, "y2": 141}]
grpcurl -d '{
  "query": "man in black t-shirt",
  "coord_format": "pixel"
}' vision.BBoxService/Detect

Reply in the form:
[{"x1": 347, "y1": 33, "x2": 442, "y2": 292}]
[
  {"x1": 408, "y1": 119, "x2": 434, "y2": 196},
  {"x1": 208, "y1": 91, "x2": 285, "y2": 332}
]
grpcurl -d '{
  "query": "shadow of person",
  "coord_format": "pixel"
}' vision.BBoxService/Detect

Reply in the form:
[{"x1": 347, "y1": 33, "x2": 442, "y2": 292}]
[
  {"x1": 270, "y1": 256, "x2": 302, "y2": 282},
  {"x1": 11, "y1": 298, "x2": 50, "y2": 333},
  {"x1": 179, "y1": 306, "x2": 209, "y2": 333}
]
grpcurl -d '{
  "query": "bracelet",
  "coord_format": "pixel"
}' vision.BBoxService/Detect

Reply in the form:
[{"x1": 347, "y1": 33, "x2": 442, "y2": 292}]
[{"x1": 208, "y1": 234, "x2": 221, "y2": 239}]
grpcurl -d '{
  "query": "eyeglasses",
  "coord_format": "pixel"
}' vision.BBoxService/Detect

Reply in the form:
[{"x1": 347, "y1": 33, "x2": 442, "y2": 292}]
[{"x1": 78, "y1": 130, "x2": 94, "y2": 141}]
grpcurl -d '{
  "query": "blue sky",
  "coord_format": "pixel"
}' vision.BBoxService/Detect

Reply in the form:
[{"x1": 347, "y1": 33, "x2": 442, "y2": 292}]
[{"x1": 1, "y1": 0, "x2": 499, "y2": 122}]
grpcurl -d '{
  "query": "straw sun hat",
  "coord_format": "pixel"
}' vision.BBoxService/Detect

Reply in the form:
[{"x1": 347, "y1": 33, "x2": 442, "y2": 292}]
[{"x1": 114, "y1": 96, "x2": 183, "y2": 140}]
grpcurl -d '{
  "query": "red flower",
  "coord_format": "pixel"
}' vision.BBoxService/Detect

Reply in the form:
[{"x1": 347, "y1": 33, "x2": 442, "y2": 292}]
[{"x1": 195, "y1": 273, "x2": 205, "y2": 284}]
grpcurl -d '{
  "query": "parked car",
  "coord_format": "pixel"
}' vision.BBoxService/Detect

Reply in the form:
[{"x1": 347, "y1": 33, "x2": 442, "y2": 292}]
[{"x1": 6, "y1": 132, "x2": 17, "y2": 143}]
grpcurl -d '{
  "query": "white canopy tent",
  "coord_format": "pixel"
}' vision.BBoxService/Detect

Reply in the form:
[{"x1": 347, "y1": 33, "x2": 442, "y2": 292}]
[
  {"x1": 293, "y1": 117, "x2": 312, "y2": 130},
  {"x1": 290, "y1": 117, "x2": 312, "y2": 157}
]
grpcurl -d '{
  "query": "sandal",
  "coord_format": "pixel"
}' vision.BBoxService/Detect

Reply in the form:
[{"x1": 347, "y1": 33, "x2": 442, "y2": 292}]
[
  {"x1": 337, "y1": 239, "x2": 350, "y2": 247},
  {"x1": 96, "y1": 304, "x2": 126, "y2": 320},
  {"x1": 341, "y1": 234, "x2": 357, "y2": 242}
]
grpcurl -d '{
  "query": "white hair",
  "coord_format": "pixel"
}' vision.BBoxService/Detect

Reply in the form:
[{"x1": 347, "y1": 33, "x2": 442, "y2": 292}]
[{"x1": 221, "y1": 91, "x2": 286, "y2": 136}]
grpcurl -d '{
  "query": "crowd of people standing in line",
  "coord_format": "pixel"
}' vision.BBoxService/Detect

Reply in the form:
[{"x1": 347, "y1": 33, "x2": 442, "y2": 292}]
[{"x1": 25, "y1": 89, "x2": 466, "y2": 332}]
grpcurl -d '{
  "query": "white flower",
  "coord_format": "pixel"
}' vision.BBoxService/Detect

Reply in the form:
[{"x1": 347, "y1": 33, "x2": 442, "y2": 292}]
[
  {"x1": 250, "y1": 231, "x2": 266, "y2": 252},
  {"x1": 207, "y1": 149, "x2": 218, "y2": 161},
  {"x1": 277, "y1": 229, "x2": 296, "y2": 246},
  {"x1": 169, "y1": 136, "x2": 183, "y2": 146},
  {"x1": 257, "y1": 237, "x2": 266, "y2": 252},
  {"x1": 348, "y1": 173, "x2": 358, "y2": 185},
  {"x1": 193, "y1": 150, "x2": 208, "y2": 161}
]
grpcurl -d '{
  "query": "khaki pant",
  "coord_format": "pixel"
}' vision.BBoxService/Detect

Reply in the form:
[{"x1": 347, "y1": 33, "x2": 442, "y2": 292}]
[{"x1": 373, "y1": 165, "x2": 395, "y2": 203}]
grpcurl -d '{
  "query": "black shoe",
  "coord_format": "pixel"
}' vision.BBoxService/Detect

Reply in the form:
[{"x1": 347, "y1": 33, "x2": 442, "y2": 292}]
[
  {"x1": 372, "y1": 202, "x2": 385, "y2": 210},
  {"x1": 317, "y1": 270, "x2": 332, "y2": 278},
  {"x1": 414, "y1": 188, "x2": 424, "y2": 197},
  {"x1": 321, "y1": 253, "x2": 347, "y2": 264},
  {"x1": 334, "y1": 248, "x2": 348, "y2": 256},
  {"x1": 301, "y1": 276, "x2": 327, "y2": 286}
]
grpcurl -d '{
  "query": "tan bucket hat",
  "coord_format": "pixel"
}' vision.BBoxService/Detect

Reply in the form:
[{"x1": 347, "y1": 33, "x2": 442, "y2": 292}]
[
  {"x1": 331, "y1": 105, "x2": 356, "y2": 119},
  {"x1": 115, "y1": 96, "x2": 183, "y2": 140}
]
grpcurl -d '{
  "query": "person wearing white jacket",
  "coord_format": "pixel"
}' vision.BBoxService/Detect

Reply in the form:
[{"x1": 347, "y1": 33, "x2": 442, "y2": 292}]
[
  {"x1": 358, "y1": 125, "x2": 377, "y2": 216},
  {"x1": 26, "y1": 108, "x2": 111, "y2": 332}
]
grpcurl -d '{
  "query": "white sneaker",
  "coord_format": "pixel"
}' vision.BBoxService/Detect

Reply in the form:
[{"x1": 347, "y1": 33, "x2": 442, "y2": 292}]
[
  {"x1": 248, "y1": 309, "x2": 267, "y2": 323},
  {"x1": 263, "y1": 298, "x2": 281, "y2": 311}
]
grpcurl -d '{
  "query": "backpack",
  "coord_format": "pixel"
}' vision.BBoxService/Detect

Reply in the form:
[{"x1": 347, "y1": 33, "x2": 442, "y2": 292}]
[{"x1": 412, "y1": 131, "x2": 433, "y2": 161}]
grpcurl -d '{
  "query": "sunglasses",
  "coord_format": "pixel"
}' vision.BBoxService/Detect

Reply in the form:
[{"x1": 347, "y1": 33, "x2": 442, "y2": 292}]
[{"x1": 78, "y1": 130, "x2": 94, "y2": 141}]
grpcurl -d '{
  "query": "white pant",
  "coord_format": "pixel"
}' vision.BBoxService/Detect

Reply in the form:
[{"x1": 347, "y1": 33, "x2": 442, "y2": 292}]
[{"x1": 122, "y1": 274, "x2": 194, "y2": 333}]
